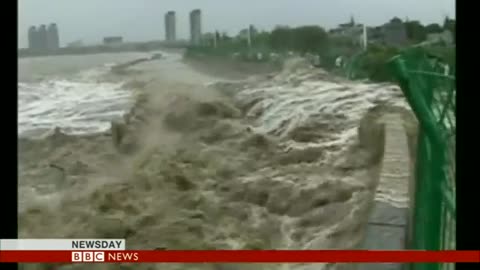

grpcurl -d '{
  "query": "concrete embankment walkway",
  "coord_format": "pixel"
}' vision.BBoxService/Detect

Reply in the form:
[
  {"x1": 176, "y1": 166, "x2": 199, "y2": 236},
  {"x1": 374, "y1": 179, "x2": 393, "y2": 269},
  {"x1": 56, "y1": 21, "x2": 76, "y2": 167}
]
[{"x1": 359, "y1": 114, "x2": 411, "y2": 270}]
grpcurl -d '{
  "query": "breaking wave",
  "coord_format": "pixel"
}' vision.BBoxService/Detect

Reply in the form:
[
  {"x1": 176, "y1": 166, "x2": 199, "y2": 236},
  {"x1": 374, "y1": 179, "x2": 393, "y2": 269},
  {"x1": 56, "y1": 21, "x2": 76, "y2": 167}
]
[
  {"x1": 18, "y1": 56, "x2": 417, "y2": 270},
  {"x1": 18, "y1": 66, "x2": 133, "y2": 137}
]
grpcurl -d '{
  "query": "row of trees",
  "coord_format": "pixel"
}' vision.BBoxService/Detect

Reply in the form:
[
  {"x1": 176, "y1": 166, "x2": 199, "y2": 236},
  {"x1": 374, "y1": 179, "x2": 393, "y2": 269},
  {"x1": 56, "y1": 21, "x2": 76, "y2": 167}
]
[
  {"x1": 404, "y1": 17, "x2": 456, "y2": 43},
  {"x1": 188, "y1": 17, "x2": 455, "y2": 82},
  {"x1": 267, "y1": 26, "x2": 329, "y2": 53},
  {"x1": 200, "y1": 25, "x2": 329, "y2": 55},
  {"x1": 201, "y1": 16, "x2": 455, "y2": 55}
]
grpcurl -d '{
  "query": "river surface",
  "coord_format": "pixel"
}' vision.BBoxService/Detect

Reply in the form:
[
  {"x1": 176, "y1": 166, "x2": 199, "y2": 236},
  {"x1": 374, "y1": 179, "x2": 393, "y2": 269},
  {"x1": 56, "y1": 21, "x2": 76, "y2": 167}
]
[
  {"x1": 19, "y1": 52, "x2": 158, "y2": 136},
  {"x1": 18, "y1": 52, "x2": 414, "y2": 270}
]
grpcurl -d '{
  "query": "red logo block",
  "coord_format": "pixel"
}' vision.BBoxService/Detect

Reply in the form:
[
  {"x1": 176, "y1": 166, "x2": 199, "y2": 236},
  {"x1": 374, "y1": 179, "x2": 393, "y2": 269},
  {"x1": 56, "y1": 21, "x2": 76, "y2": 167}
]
[{"x1": 71, "y1": 251, "x2": 105, "y2": 262}]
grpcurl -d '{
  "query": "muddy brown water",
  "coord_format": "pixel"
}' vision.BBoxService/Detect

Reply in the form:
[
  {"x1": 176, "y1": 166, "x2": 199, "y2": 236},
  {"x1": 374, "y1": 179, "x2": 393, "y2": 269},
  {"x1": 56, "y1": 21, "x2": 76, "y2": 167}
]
[{"x1": 18, "y1": 53, "x2": 416, "y2": 270}]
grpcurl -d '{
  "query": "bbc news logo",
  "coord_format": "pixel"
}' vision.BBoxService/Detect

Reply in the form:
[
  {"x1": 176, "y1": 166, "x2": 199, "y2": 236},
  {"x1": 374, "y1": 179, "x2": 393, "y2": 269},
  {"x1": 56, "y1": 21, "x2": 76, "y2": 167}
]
[
  {"x1": 71, "y1": 251, "x2": 139, "y2": 262},
  {"x1": 71, "y1": 251, "x2": 105, "y2": 262}
]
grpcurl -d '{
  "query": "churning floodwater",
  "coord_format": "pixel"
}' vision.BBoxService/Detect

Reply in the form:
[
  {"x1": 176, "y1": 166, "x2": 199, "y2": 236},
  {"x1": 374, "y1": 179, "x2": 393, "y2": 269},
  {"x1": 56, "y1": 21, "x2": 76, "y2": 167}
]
[
  {"x1": 18, "y1": 52, "x2": 155, "y2": 137},
  {"x1": 18, "y1": 54, "x2": 418, "y2": 270}
]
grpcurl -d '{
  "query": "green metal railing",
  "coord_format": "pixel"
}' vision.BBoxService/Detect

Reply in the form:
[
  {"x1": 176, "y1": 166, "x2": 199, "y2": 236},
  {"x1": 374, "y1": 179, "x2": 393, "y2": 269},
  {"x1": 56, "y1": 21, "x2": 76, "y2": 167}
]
[
  {"x1": 388, "y1": 48, "x2": 456, "y2": 270},
  {"x1": 341, "y1": 46, "x2": 456, "y2": 268}
]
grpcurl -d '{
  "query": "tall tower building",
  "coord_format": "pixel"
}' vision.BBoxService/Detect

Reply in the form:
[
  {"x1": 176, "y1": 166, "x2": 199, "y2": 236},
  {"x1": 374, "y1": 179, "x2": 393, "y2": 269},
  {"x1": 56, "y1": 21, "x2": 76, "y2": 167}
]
[
  {"x1": 28, "y1": 26, "x2": 37, "y2": 50},
  {"x1": 32, "y1": 27, "x2": 41, "y2": 50},
  {"x1": 47, "y1": 23, "x2": 60, "y2": 50},
  {"x1": 164, "y1": 11, "x2": 176, "y2": 42},
  {"x1": 189, "y1": 9, "x2": 202, "y2": 45},
  {"x1": 38, "y1": 24, "x2": 48, "y2": 50}
]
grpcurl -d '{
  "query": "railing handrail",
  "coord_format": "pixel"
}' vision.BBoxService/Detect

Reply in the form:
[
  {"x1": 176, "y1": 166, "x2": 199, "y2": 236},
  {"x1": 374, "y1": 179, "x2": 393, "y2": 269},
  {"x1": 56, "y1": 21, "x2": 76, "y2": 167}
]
[{"x1": 388, "y1": 48, "x2": 456, "y2": 270}]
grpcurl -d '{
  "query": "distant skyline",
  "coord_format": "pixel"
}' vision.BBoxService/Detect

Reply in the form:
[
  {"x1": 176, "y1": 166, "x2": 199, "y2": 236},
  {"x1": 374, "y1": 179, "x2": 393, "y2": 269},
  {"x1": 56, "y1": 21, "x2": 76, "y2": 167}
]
[{"x1": 18, "y1": 0, "x2": 456, "y2": 48}]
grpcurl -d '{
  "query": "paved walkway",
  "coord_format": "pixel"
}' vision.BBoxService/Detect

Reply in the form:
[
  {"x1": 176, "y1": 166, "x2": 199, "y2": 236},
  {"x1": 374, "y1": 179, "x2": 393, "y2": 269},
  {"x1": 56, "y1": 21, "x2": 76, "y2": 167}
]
[{"x1": 358, "y1": 114, "x2": 411, "y2": 270}]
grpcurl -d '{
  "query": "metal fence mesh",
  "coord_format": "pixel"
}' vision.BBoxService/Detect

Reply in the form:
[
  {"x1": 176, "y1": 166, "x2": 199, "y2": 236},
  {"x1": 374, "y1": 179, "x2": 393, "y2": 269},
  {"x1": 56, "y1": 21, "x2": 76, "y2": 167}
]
[{"x1": 389, "y1": 47, "x2": 456, "y2": 270}]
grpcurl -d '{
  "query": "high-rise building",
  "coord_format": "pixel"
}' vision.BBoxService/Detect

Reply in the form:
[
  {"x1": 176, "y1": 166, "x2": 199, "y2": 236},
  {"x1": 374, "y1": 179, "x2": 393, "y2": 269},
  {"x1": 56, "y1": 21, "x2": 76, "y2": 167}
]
[
  {"x1": 38, "y1": 24, "x2": 48, "y2": 50},
  {"x1": 32, "y1": 28, "x2": 41, "y2": 50},
  {"x1": 165, "y1": 11, "x2": 176, "y2": 42},
  {"x1": 189, "y1": 9, "x2": 202, "y2": 45},
  {"x1": 28, "y1": 26, "x2": 37, "y2": 50},
  {"x1": 27, "y1": 23, "x2": 60, "y2": 51},
  {"x1": 47, "y1": 23, "x2": 60, "y2": 50}
]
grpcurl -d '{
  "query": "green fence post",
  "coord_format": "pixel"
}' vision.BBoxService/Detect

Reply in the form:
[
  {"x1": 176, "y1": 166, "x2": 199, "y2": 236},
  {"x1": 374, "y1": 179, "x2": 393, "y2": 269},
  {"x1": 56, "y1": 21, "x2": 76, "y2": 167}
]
[{"x1": 388, "y1": 47, "x2": 455, "y2": 270}]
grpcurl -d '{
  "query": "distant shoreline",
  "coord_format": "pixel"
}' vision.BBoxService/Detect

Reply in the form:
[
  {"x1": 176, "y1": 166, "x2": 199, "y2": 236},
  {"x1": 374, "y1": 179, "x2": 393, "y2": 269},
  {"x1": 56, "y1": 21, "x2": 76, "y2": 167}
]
[{"x1": 18, "y1": 41, "x2": 188, "y2": 58}]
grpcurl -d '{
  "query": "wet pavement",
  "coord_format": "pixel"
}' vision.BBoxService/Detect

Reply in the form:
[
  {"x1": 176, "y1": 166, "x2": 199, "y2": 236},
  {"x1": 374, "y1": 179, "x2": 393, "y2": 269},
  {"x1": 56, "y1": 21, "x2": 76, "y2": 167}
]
[
  {"x1": 357, "y1": 201, "x2": 407, "y2": 270},
  {"x1": 358, "y1": 114, "x2": 410, "y2": 270}
]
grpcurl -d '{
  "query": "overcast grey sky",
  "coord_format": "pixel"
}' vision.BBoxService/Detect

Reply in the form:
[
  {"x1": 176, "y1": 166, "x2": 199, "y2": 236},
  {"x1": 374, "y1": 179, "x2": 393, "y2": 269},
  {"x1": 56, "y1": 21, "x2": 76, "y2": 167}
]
[{"x1": 18, "y1": 0, "x2": 455, "y2": 48}]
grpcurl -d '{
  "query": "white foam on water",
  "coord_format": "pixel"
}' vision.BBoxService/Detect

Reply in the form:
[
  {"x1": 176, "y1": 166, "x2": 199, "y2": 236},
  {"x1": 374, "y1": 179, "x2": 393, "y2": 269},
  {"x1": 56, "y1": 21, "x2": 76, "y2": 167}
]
[
  {"x1": 18, "y1": 66, "x2": 132, "y2": 137},
  {"x1": 228, "y1": 63, "x2": 412, "y2": 212},
  {"x1": 235, "y1": 67, "x2": 408, "y2": 152}
]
